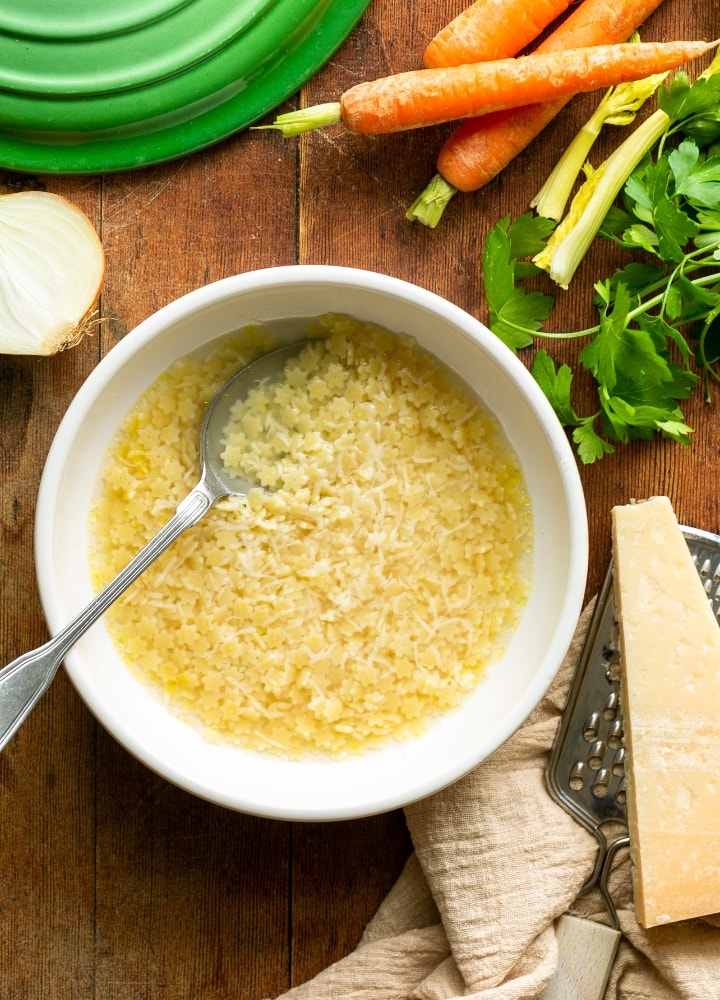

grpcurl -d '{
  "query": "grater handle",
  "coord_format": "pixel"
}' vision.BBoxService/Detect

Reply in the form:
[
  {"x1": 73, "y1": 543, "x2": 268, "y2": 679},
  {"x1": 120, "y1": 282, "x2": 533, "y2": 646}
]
[{"x1": 539, "y1": 913, "x2": 620, "y2": 1000}]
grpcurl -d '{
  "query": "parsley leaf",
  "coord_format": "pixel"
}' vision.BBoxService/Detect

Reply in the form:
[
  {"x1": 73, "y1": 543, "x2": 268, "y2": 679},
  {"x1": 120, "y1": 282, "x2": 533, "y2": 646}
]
[
  {"x1": 530, "y1": 349, "x2": 579, "y2": 425},
  {"x1": 482, "y1": 215, "x2": 555, "y2": 351},
  {"x1": 669, "y1": 140, "x2": 720, "y2": 208},
  {"x1": 624, "y1": 154, "x2": 698, "y2": 261},
  {"x1": 573, "y1": 421, "x2": 615, "y2": 464}
]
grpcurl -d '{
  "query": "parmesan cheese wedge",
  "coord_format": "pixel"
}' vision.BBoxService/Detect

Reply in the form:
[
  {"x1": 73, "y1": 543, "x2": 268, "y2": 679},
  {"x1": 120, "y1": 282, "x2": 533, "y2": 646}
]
[{"x1": 611, "y1": 496, "x2": 720, "y2": 928}]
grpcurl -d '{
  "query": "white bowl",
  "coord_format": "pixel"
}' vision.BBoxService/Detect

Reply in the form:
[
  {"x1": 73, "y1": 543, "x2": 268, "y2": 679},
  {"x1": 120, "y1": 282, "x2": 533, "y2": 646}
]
[{"x1": 35, "y1": 265, "x2": 587, "y2": 821}]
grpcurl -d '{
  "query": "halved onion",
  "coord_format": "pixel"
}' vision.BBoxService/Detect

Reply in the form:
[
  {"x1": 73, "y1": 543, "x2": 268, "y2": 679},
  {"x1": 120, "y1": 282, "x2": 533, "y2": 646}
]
[{"x1": 0, "y1": 191, "x2": 105, "y2": 356}]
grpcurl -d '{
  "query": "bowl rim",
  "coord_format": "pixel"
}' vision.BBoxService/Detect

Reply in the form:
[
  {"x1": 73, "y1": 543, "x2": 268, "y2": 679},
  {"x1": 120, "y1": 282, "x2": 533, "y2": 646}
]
[{"x1": 34, "y1": 264, "x2": 588, "y2": 820}]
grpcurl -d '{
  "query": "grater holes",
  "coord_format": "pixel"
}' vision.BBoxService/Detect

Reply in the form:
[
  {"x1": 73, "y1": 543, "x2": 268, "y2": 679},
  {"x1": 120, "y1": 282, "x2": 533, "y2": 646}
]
[
  {"x1": 591, "y1": 769, "x2": 611, "y2": 798},
  {"x1": 573, "y1": 704, "x2": 624, "y2": 795},
  {"x1": 695, "y1": 549, "x2": 720, "y2": 607},
  {"x1": 583, "y1": 712, "x2": 601, "y2": 742},
  {"x1": 601, "y1": 641, "x2": 615, "y2": 662},
  {"x1": 607, "y1": 719, "x2": 623, "y2": 749},
  {"x1": 616, "y1": 778, "x2": 627, "y2": 806},
  {"x1": 603, "y1": 625, "x2": 621, "y2": 685},
  {"x1": 569, "y1": 761, "x2": 586, "y2": 791},
  {"x1": 588, "y1": 741, "x2": 606, "y2": 770},
  {"x1": 603, "y1": 692, "x2": 619, "y2": 721},
  {"x1": 605, "y1": 659, "x2": 621, "y2": 685}
]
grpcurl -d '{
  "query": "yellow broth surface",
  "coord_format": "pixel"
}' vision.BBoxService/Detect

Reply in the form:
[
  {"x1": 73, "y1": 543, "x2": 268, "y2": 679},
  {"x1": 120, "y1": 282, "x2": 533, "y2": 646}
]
[{"x1": 90, "y1": 315, "x2": 532, "y2": 756}]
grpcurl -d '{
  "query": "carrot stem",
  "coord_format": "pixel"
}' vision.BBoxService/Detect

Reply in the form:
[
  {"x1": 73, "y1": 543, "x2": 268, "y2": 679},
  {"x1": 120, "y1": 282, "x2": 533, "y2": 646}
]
[
  {"x1": 254, "y1": 102, "x2": 342, "y2": 138},
  {"x1": 405, "y1": 174, "x2": 458, "y2": 228}
]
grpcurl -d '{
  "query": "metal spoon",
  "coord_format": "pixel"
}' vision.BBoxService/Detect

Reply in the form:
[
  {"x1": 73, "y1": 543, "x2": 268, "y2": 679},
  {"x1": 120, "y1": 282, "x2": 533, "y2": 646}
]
[{"x1": 0, "y1": 341, "x2": 304, "y2": 753}]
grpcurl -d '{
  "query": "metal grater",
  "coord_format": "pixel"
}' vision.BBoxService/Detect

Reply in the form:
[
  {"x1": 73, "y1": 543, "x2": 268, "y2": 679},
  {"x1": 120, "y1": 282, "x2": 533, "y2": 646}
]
[{"x1": 540, "y1": 524, "x2": 720, "y2": 1000}]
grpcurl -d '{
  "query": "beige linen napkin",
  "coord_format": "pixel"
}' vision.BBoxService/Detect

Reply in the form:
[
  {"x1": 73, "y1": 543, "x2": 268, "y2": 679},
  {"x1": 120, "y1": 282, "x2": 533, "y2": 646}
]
[{"x1": 270, "y1": 604, "x2": 720, "y2": 1000}]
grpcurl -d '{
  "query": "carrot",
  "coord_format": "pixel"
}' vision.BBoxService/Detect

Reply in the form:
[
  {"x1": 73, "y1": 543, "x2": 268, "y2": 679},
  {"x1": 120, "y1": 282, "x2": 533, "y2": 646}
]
[
  {"x1": 408, "y1": 0, "x2": 668, "y2": 224},
  {"x1": 440, "y1": 0, "x2": 668, "y2": 189},
  {"x1": 264, "y1": 40, "x2": 713, "y2": 138},
  {"x1": 342, "y1": 41, "x2": 709, "y2": 134},
  {"x1": 423, "y1": 0, "x2": 573, "y2": 67}
]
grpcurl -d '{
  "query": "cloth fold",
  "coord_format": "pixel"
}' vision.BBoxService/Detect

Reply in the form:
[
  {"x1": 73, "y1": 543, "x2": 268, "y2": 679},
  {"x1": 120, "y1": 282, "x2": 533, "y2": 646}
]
[{"x1": 271, "y1": 603, "x2": 720, "y2": 1000}]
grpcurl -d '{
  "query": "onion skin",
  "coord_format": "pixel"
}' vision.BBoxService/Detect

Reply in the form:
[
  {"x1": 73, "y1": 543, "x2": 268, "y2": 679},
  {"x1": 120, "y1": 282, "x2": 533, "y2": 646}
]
[{"x1": 0, "y1": 191, "x2": 105, "y2": 356}]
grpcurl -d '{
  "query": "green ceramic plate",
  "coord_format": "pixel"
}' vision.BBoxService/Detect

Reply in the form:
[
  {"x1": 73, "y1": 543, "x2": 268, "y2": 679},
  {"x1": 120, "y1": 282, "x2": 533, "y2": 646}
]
[{"x1": 0, "y1": 0, "x2": 370, "y2": 174}]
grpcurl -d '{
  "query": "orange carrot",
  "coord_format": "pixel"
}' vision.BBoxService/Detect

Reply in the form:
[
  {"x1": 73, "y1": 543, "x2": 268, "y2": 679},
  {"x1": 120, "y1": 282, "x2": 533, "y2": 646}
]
[
  {"x1": 438, "y1": 105, "x2": 567, "y2": 191},
  {"x1": 439, "y1": 0, "x2": 668, "y2": 190},
  {"x1": 408, "y1": 0, "x2": 668, "y2": 225},
  {"x1": 264, "y1": 40, "x2": 713, "y2": 139},
  {"x1": 424, "y1": 0, "x2": 572, "y2": 67},
  {"x1": 339, "y1": 40, "x2": 711, "y2": 135}
]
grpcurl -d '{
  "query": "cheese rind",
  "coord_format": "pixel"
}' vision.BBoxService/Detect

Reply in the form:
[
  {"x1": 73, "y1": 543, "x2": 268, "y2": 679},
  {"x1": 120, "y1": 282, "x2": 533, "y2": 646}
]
[{"x1": 612, "y1": 496, "x2": 720, "y2": 928}]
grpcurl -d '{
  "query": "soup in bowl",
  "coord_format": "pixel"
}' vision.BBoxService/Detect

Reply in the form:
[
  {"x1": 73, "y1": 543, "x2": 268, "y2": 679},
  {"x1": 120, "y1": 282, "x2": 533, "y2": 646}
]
[{"x1": 35, "y1": 265, "x2": 587, "y2": 820}]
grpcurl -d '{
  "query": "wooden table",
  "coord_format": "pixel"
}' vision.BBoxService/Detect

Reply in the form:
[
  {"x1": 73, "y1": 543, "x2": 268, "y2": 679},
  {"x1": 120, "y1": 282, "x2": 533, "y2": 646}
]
[{"x1": 1, "y1": 2, "x2": 715, "y2": 996}]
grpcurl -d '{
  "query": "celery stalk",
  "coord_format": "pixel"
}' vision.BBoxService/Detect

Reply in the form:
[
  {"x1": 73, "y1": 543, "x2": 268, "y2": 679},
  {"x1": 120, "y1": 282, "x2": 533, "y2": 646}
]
[
  {"x1": 531, "y1": 72, "x2": 667, "y2": 222},
  {"x1": 534, "y1": 109, "x2": 669, "y2": 287}
]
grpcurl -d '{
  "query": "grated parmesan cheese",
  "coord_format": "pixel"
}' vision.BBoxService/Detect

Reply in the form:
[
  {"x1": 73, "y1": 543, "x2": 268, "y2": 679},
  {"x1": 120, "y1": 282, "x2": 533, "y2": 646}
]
[{"x1": 90, "y1": 315, "x2": 532, "y2": 756}]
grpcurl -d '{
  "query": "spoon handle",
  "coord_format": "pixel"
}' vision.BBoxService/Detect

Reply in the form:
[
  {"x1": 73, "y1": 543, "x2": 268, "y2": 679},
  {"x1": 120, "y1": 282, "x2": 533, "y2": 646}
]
[{"x1": 0, "y1": 483, "x2": 214, "y2": 754}]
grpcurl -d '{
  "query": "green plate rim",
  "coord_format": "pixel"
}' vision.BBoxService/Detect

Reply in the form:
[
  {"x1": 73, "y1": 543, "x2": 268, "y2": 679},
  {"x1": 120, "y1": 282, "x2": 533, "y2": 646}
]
[{"x1": 0, "y1": 0, "x2": 370, "y2": 175}]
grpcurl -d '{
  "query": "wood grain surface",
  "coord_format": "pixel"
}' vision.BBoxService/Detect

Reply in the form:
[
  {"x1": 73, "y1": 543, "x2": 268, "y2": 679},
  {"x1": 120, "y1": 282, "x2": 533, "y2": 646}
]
[{"x1": 0, "y1": 1, "x2": 716, "y2": 996}]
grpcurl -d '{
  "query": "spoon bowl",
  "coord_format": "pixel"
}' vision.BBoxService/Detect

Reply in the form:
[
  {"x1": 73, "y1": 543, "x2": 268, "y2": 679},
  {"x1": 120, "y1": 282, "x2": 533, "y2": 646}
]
[
  {"x1": 200, "y1": 341, "x2": 304, "y2": 496},
  {"x1": 0, "y1": 341, "x2": 304, "y2": 753}
]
